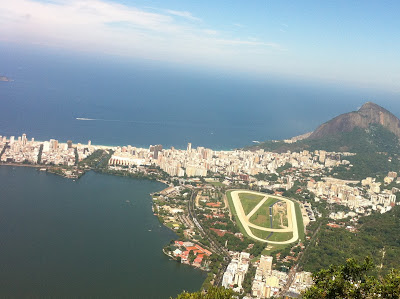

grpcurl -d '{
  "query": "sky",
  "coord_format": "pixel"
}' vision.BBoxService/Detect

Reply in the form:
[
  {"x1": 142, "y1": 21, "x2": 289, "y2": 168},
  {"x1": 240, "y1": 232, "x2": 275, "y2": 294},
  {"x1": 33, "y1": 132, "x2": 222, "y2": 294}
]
[{"x1": 1, "y1": 0, "x2": 400, "y2": 92}]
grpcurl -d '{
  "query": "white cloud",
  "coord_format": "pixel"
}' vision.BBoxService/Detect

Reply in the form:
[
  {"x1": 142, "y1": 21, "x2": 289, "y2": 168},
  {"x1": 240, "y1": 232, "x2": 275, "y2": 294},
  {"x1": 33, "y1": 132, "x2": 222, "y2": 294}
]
[
  {"x1": 202, "y1": 29, "x2": 218, "y2": 35},
  {"x1": 215, "y1": 39, "x2": 281, "y2": 48},
  {"x1": 0, "y1": 0, "x2": 283, "y2": 71},
  {"x1": 165, "y1": 9, "x2": 201, "y2": 22},
  {"x1": 1, "y1": 1, "x2": 398, "y2": 92}
]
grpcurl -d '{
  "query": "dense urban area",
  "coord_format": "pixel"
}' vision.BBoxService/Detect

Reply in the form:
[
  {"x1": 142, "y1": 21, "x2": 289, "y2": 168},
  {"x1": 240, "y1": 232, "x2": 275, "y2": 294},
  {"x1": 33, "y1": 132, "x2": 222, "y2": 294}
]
[{"x1": 1, "y1": 133, "x2": 400, "y2": 298}]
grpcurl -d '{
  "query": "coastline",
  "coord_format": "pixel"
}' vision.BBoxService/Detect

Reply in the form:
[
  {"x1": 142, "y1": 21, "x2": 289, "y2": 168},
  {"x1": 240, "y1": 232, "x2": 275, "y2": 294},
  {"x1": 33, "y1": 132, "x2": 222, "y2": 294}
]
[{"x1": 0, "y1": 162, "x2": 42, "y2": 168}]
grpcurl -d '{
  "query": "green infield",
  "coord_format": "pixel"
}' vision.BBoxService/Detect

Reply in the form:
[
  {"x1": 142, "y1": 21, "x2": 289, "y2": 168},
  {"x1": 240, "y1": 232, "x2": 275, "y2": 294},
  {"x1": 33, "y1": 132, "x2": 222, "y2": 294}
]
[
  {"x1": 209, "y1": 181, "x2": 224, "y2": 187},
  {"x1": 249, "y1": 197, "x2": 279, "y2": 228},
  {"x1": 227, "y1": 190, "x2": 305, "y2": 245},
  {"x1": 249, "y1": 227, "x2": 293, "y2": 242},
  {"x1": 294, "y1": 201, "x2": 305, "y2": 242},
  {"x1": 238, "y1": 193, "x2": 265, "y2": 215},
  {"x1": 267, "y1": 231, "x2": 293, "y2": 242}
]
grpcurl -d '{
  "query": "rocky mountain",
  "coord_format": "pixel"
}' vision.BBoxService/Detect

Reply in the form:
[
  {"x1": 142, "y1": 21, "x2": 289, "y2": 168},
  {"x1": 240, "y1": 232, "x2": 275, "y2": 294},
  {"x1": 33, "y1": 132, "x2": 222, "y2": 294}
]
[
  {"x1": 309, "y1": 102, "x2": 400, "y2": 140},
  {"x1": 250, "y1": 102, "x2": 400, "y2": 154}
]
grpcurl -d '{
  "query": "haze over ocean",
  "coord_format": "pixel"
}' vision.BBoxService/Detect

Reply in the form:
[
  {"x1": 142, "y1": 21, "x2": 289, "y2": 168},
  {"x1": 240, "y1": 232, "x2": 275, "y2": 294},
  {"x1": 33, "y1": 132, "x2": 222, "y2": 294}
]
[{"x1": 1, "y1": 44, "x2": 399, "y2": 150}]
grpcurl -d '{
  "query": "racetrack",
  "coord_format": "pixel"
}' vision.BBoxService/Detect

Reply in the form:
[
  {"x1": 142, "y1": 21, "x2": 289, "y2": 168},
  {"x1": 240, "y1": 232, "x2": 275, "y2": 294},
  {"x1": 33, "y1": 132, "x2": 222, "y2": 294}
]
[{"x1": 230, "y1": 190, "x2": 300, "y2": 244}]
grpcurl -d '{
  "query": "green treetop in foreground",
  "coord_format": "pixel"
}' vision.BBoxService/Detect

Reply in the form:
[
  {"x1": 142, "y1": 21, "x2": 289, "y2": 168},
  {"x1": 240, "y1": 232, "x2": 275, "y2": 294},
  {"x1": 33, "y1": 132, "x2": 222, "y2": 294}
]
[
  {"x1": 174, "y1": 258, "x2": 400, "y2": 299},
  {"x1": 174, "y1": 287, "x2": 234, "y2": 299},
  {"x1": 303, "y1": 257, "x2": 400, "y2": 299}
]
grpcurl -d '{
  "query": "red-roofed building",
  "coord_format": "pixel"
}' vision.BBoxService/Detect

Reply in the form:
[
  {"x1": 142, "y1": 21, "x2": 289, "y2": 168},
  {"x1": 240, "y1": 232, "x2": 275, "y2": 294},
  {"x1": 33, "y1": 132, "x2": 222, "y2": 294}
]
[
  {"x1": 195, "y1": 245, "x2": 212, "y2": 256},
  {"x1": 210, "y1": 228, "x2": 226, "y2": 237},
  {"x1": 206, "y1": 202, "x2": 222, "y2": 208}
]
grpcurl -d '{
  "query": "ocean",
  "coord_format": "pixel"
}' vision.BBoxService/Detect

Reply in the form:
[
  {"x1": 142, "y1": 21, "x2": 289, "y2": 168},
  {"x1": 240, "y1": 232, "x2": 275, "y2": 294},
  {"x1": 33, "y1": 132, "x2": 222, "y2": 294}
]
[{"x1": 1, "y1": 43, "x2": 399, "y2": 150}]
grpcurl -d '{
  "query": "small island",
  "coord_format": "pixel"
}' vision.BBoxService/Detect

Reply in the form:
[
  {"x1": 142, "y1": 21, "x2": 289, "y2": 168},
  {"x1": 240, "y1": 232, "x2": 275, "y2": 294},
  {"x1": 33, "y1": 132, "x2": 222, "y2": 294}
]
[{"x1": 0, "y1": 76, "x2": 11, "y2": 82}]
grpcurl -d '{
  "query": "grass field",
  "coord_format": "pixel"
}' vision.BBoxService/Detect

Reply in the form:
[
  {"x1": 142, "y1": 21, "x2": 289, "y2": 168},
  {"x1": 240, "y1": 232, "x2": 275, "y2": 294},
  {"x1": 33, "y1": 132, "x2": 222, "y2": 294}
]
[
  {"x1": 267, "y1": 231, "x2": 293, "y2": 242},
  {"x1": 209, "y1": 181, "x2": 224, "y2": 187},
  {"x1": 261, "y1": 244, "x2": 289, "y2": 255},
  {"x1": 249, "y1": 198, "x2": 279, "y2": 228},
  {"x1": 249, "y1": 227, "x2": 293, "y2": 242},
  {"x1": 294, "y1": 201, "x2": 305, "y2": 242},
  {"x1": 249, "y1": 227, "x2": 272, "y2": 240},
  {"x1": 238, "y1": 193, "x2": 265, "y2": 215},
  {"x1": 272, "y1": 213, "x2": 281, "y2": 228}
]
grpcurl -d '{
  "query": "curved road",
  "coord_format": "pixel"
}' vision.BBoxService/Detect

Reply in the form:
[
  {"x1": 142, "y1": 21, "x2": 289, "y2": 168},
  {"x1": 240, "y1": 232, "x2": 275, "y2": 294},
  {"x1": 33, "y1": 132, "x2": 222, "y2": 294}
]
[{"x1": 230, "y1": 190, "x2": 299, "y2": 244}]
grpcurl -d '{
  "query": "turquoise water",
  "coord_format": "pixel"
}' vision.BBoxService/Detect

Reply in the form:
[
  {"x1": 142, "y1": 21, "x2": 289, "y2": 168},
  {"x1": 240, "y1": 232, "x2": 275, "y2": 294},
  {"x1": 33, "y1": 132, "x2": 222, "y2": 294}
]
[{"x1": 0, "y1": 166, "x2": 206, "y2": 298}]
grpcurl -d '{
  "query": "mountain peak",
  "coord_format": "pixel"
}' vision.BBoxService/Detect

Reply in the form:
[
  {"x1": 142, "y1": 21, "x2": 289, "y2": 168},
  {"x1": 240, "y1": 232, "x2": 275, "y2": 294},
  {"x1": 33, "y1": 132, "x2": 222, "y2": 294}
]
[
  {"x1": 308, "y1": 102, "x2": 400, "y2": 140},
  {"x1": 359, "y1": 102, "x2": 387, "y2": 113}
]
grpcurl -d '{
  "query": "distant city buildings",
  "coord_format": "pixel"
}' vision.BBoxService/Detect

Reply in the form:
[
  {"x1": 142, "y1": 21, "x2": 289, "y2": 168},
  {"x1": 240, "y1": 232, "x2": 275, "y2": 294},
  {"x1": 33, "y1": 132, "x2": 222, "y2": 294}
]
[
  {"x1": 308, "y1": 175, "x2": 397, "y2": 217},
  {"x1": 0, "y1": 134, "x2": 93, "y2": 167},
  {"x1": 222, "y1": 252, "x2": 250, "y2": 293}
]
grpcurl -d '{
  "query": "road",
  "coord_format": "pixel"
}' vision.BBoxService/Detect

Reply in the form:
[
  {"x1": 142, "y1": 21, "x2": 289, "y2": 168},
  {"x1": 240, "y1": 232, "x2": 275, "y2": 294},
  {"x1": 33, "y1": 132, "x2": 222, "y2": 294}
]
[
  {"x1": 280, "y1": 221, "x2": 323, "y2": 296},
  {"x1": 187, "y1": 190, "x2": 231, "y2": 285}
]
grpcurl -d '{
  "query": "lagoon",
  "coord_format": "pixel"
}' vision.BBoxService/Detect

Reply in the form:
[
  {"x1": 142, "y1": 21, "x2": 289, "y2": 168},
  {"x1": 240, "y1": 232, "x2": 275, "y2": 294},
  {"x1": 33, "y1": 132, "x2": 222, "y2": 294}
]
[{"x1": 0, "y1": 166, "x2": 206, "y2": 298}]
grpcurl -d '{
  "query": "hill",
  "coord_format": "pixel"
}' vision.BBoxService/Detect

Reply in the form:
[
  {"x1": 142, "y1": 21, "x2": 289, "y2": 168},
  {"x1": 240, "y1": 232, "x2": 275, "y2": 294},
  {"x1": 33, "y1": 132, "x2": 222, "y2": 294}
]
[
  {"x1": 250, "y1": 102, "x2": 400, "y2": 155},
  {"x1": 301, "y1": 206, "x2": 400, "y2": 276},
  {"x1": 309, "y1": 102, "x2": 400, "y2": 140}
]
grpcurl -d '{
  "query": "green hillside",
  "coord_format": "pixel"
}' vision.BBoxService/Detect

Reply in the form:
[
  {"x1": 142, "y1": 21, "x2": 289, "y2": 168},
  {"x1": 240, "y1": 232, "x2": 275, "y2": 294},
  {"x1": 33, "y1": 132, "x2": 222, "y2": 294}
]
[
  {"x1": 301, "y1": 206, "x2": 400, "y2": 276},
  {"x1": 250, "y1": 124, "x2": 400, "y2": 155}
]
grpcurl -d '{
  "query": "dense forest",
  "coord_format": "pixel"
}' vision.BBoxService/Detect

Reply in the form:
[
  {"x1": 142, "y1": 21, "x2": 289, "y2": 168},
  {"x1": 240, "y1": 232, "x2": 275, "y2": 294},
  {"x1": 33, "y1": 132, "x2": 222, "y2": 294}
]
[
  {"x1": 301, "y1": 206, "x2": 400, "y2": 275},
  {"x1": 250, "y1": 124, "x2": 400, "y2": 155}
]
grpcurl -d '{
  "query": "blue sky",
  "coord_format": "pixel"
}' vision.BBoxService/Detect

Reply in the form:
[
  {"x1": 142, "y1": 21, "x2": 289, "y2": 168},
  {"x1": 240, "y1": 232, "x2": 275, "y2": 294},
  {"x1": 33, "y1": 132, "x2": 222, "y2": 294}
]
[{"x1": 1, "y1": 0, "x2": 400, "y2": 91}]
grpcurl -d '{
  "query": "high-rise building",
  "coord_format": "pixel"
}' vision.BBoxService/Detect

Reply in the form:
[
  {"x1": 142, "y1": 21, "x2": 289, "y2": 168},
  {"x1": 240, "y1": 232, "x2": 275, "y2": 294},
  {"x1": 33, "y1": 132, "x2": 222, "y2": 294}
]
[
  {"x1": 187, "y1": 142, "x2": 192, "y2": 152},
  {"x1": 88, "y1": 140, "x2": 91, "y2": 146},
  {"x1": 43, "y1": 141, "x2": 50, "y2": 152},
  {"x1": 10, "y1": 136, "x2": 15, "y2": 144},
  {"x1": 67, "y1": 140, "x2": 73, "y2": 148},
  {"x1": 50, "y1": 139, "x2": 58, "y2": 150},
  {"x1": 22, "y1": 133, "x2": 27, "y2": 146},
  {"x1": 319, "y1": 150, "x2": 326, "y2": 163},
  {"x1": 153, "y1": 145, "x2": 162, "y2": 160},
  {"x1": 153, "y1": 148, "x2": 159, "y2": 159},
  {"x1": 259, "y1": 255, "x2": 273, "y2": 276}
]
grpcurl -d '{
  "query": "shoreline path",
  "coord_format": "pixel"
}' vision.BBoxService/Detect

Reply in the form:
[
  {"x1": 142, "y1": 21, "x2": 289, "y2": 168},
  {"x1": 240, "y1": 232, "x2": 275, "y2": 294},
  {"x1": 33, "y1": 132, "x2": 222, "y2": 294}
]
[{"x1": 230, "y1": 190, "x2": 299, "y2": 244}]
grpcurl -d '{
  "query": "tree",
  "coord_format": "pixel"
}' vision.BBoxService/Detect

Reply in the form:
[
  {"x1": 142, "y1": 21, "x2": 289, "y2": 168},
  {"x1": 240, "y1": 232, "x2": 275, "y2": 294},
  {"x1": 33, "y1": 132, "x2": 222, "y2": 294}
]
[
  {"x1": 302, "y1": 257, "x2": 400, "y2": 298},
  {"x1": 174, "y1": 286, "x2": 234, "y2": 299},
  {"x1": 188, "y1": 250, "x2": 196, "y2": 264}
]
